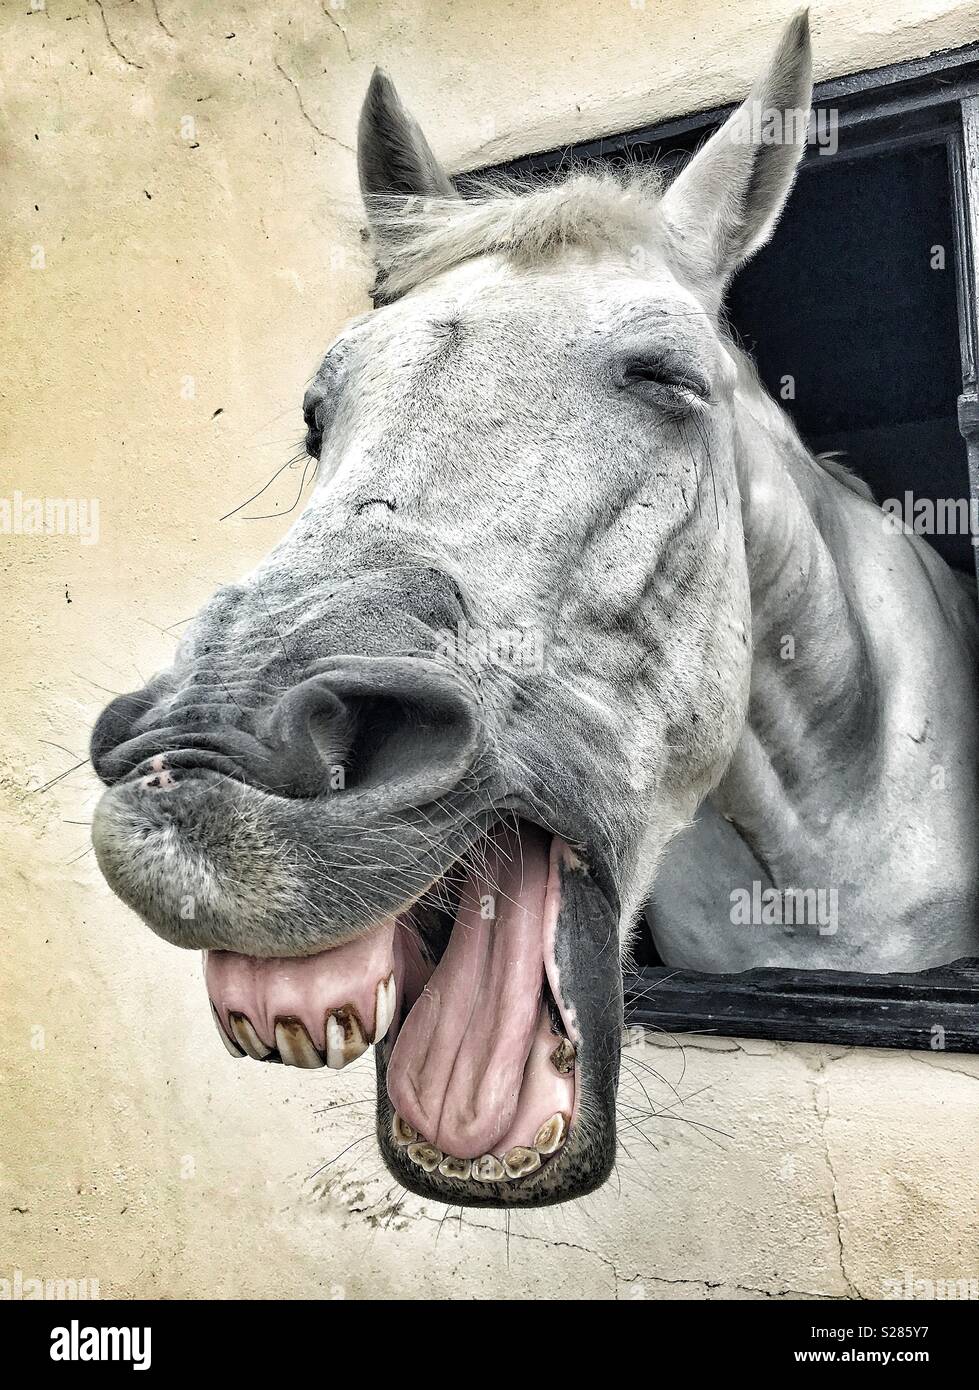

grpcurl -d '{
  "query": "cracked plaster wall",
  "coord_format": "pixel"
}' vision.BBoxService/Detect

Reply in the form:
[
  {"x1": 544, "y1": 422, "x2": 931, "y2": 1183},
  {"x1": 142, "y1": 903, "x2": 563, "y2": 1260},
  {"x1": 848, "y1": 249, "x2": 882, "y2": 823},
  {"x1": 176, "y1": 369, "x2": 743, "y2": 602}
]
[{"x1": 2, "y1": 0, "x2": 978, "y2": 1300}]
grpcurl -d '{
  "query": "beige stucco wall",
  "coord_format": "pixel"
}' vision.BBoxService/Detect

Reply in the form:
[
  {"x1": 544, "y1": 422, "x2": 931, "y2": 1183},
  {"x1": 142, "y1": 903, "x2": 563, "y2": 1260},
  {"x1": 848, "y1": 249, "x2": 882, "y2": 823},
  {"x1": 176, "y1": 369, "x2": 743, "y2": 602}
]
[{"x1": 2, "y1": 0, "x2": 978, "y2": 1301}]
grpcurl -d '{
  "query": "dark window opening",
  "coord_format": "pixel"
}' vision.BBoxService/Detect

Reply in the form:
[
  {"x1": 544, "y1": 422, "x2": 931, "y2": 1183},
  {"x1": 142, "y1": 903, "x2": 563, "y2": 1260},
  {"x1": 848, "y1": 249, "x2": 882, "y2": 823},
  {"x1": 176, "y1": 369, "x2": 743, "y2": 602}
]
[{"x1": 728, "y1": 140, "x2": 970, "y2": 572}]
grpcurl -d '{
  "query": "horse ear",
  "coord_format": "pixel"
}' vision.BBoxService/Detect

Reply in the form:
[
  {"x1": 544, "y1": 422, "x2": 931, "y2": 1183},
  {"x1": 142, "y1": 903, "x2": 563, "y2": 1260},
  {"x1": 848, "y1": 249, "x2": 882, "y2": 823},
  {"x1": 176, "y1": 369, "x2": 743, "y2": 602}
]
[
  {"x1": 661, "y1": 10, "x2": 813, "y2": 291},
  {"x1": 358, "y1": 69, "x2": 457, "y2": 206}
]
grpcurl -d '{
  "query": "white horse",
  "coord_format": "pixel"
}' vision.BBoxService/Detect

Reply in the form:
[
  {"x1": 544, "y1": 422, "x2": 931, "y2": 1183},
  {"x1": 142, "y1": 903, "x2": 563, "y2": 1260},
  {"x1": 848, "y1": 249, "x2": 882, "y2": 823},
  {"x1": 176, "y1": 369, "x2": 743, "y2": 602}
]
[{"x1": 90, "y1": 14, "x2": 978, "y2": 1206}]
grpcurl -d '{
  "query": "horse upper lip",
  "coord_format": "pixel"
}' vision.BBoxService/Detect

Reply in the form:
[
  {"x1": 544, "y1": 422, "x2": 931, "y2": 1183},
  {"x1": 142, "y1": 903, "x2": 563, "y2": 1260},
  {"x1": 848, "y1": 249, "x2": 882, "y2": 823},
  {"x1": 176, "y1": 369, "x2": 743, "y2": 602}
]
[
  {"x1": 101, "y1": 730, "x2": 266, "y2": 788},
  {"x1": 121, "y1": 747, "x2": 248, "y2": 786}
]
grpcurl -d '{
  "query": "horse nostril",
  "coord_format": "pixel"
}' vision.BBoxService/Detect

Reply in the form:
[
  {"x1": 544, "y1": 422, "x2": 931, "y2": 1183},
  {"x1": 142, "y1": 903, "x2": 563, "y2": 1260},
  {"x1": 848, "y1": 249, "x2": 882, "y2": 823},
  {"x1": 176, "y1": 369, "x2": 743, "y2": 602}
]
[
  {"x1": 269, "y1": 657, "x2": 481, "y2": 806},
  {"x1": 92, "y1": 654, "x2": 483, "y2": 804},
  {"x1": 309, "y1": 703, "x2": 356, "y2": 769},
  {"x1": 267, "y1": 679, "x2": 357, "y2": 794}
]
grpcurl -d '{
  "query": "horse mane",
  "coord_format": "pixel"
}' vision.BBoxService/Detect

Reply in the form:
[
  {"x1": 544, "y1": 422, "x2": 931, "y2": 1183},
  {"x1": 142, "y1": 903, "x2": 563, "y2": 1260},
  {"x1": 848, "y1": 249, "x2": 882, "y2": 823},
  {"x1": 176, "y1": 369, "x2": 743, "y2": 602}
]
[
  {"x1": 366, "y1": 166, "x2": 666, "y2": 300},
  {"x1": 724, "y1": 336, "x2": 879, "y2": 504},
  {"x1": 811, "y1": 451, "x2": 876, "y2": 502}
]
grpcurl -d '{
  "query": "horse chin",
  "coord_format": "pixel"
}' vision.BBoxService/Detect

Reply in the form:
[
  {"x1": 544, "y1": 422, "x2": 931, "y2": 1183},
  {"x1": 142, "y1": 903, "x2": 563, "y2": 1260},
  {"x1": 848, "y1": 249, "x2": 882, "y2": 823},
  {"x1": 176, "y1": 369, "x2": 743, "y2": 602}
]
[{"x1": 203, "y1": 819, "x2": 622, "y2": 1207}]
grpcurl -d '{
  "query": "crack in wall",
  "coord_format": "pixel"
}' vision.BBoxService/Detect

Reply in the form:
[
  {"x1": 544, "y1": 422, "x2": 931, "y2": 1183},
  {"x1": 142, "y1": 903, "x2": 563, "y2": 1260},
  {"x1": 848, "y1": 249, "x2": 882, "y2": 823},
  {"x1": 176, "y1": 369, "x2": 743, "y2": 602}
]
[
  {"x1": 151, "y1": 0, "x2": 175, "y2": 40},
  {"x1": 410, "y1": 1205, "x2": 621, "y2": 1296},
  {"x1": 321, "y1": 2, "x2": 353, "y2": 61},
  {"x1": 91, "y1": 0, "x2": 144, "y2": 70},
  {"x1": 273, "y1": 57, "x2": 353, "y2": 152},
  {"x1": 345, "y1": 1193, "x2": 847, "y2": 1301},
  {"x1": 623, "y1": 1272, "x2": 848, "y2": 1300},
  {"x1": 908, "y1": 1054, "x2": 979, "y2": 1083},
  {"x1": 812, "y1": 1073, "x2": 860, "y2": 1299}
]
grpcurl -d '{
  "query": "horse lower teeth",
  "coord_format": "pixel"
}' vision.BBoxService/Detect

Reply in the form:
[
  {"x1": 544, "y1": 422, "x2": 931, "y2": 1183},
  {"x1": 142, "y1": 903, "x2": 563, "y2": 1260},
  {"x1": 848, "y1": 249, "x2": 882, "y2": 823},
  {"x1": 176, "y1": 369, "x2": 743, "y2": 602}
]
[
  {"x1": 407, "y1": 1142, "x2": 443, "y2": 1172},
  {"x1": 550, "y1": 1039, "x2": 576, "y2": 1074},
  {"x1": 438, "y1": 1156, "x2": 473, "y2": 1180},
  {"x1": 392, "y1": 1113, "x2": 417, "y2": 1146},
  {"x1": 393, "y1": 1112, "x2": 569, "y2": 1180},
  {"x1": 472, "y1": 1154, "x2": 505, "y2": 1182},
  {"x1": 533, "y1": 1113, "x2": 568, "y2": 1154},
  {"x1": 503, "y1": 1147, "x2": 542, "y2": 1178}
]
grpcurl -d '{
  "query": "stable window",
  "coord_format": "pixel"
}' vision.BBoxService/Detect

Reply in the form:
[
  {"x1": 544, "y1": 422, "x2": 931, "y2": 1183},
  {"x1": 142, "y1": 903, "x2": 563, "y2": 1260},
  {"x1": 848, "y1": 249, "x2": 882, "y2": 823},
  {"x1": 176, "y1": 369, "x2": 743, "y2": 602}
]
[{"x1": 479, "y1": 45, "x2": 979, "y2": 1053}]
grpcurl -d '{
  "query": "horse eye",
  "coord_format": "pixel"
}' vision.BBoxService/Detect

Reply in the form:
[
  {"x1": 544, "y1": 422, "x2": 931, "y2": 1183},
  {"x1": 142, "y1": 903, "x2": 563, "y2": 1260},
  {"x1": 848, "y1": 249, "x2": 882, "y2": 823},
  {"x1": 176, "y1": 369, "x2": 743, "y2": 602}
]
[
  {"x1": 301, "y1": 390, "x2": 326, "y2": 459},
  {"x1": 302, "y1": 394, "x2": 319, "y2": 432},
  {"x1": 302, "y1": 350, "x2": 347, "y2": 457},
  {"x1": 618, "y1": 354, "x2": 710, "y2": 404},
  {"x1": 302, "y1": 379, "x2": 339, "y2": 458}
]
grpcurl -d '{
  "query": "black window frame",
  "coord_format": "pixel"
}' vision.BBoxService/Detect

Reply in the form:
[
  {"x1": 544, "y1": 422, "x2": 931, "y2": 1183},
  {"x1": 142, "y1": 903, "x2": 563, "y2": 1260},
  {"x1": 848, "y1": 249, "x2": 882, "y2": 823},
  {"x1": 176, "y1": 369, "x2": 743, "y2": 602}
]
[{"x1": 471, "y1": 42, "x2": 979, "y2": 1054}]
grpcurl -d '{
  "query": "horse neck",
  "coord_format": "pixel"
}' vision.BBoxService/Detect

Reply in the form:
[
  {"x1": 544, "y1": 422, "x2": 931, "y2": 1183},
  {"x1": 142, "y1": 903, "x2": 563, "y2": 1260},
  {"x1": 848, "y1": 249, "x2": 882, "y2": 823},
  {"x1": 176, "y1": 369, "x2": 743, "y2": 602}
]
[{"x1": 730, "y1": 383, "x2": 879, "y2": 780}]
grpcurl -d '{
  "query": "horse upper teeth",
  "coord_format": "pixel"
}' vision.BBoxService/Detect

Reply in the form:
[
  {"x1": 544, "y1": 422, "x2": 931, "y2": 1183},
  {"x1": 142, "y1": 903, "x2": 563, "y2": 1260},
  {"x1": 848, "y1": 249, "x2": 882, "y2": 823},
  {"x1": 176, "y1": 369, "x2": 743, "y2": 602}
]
[
  {"x1": 550, "y1": 1039, "x2": 576, "y2": 1074},
  {"x1": 472, "y1": 1154, "x2": 505, "y2": 1183},
  {"x1": 503, "y1": 1146, "x2": 541, "y2": 1178},
  {"x1": 275, "y1": 1017, "x2": 325, "y2": 1068},
  {"x1": 407, "y1": 1142, "x2": 443, "y2": 1172},
  {"x1": 392, "y1": 1113, "x2": 417, "y2": 1146},
  {"x1": 210, "y1": 1003, "x2": 244, "y2": 1057},
  {"x1": 228, "y1": 1011, "x2": 272, "y2": 1060},
  {"x1": 533, "y1": 1113, "x2": 568, "y2": 1155},
  {"x1": 373, "y1": 973, "x2": 397, "y2": 1044},
  {"x1": 438, "y1": 1155, "x2": 472, "y2": 1180},
  {"x1": 325, "y1": 1006, "x2": 368, "y2": 1069}
]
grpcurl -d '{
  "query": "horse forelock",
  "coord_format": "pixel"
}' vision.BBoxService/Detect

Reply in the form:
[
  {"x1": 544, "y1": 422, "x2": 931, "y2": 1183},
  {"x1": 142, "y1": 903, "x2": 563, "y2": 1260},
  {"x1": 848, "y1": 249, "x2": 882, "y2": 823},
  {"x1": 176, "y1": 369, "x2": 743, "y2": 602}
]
[{"x1": 366, "y1": 166, "x2": 666, "y2": 300}]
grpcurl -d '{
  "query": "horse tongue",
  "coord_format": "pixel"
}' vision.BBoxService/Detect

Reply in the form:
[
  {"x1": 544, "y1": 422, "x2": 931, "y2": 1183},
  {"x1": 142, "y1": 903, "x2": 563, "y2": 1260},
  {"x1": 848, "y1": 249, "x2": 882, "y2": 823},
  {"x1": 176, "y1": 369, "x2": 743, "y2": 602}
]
[{"x1": 387, "y1": 824, "x2": 550, "y2": 1159}]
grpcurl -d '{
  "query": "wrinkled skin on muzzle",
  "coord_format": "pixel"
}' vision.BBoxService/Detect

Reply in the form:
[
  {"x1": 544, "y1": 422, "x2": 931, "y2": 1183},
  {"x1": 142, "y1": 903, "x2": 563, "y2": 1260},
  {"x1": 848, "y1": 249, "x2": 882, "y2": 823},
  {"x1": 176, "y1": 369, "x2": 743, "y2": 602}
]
[
  {"x1": 91, "y1": 549, "x2": 626, "y2": 952},
  {"x1": 92, "y1": 564, "x2": 493, "y2": 954}
]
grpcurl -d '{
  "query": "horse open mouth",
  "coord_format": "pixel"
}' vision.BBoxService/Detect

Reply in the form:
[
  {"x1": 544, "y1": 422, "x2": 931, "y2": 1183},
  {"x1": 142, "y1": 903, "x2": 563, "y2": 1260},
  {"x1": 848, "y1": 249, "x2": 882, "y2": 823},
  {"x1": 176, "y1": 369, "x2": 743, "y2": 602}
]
[
  {"x1": 205, "y1": 821, "x2": 583, "y2": 1190},
  {"x1": 91, "y1": 642, "x2": 622, "y2": 1204}
]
